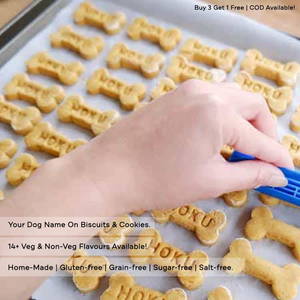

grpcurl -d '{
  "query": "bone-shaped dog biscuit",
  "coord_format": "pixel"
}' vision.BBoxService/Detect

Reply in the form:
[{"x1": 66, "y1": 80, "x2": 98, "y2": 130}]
[
  {"x1": 106, "y1": 43, "x2": 165, "y2": 78},
  {"x1": 57, "y1": 95, "x2": 119, "y2": 136},
  {"x1": 235, "y1": 71, "x2": 293, "y2": 116},
  {"x1": 4, "y1": 73, "x2": 65, "y2": 113},
  {"x1": 245, "y1": 206, "x2": 300, "y2": 261},
  {"x1": 50, "y1": 26, "x2": 104, "y2": 59},
  {"x1": 101, "y1": 272, "x2": 187, "y2": 300},
  {"x1": 6, "y1": 153, "x2": 39, "y2": 186},
  {"x1": 208, "y1": 286, "x2": 233, "y2": 300},
  {"x1": 64, "y1": 249, "x2": 109, "y2": 293},
  {"x1": 258, "y1": 194, "x2": 298, "y2": 208},
  {"x1": 221, "y1": 190, "x2": 248, "y2": 208},
  {"x1": 167, "y1": 55, "x2": 226, "y2": 84},
  {"x1": 151, "y1": 205, "x2": 226, "y2": 245},
  {"x1": 151, "y1": 77, "x2": 177, "y2": 100},
  {"x1": 181, "y1": 38, "x2": 238, "y2": 72},
  {"x1": 222, "y1": 238, "x2": 300, "y2": 300},
  {"x1": 241, "y1": 49, "x2": 300, "y2": 87},
  {"x1": 87, "y1": 68, "x2": 146, "y2": 110},
  {"x1": 0, "y1": 139, "x2": 17, "y2": 169},
  {"x1": 127, "y1": 17, "x2": 181, "y2": 51},
  {"x1": 74, "y1": 2, "x2": 126, "y2": 35},
  {"x1": 26, "y1": 52, "x2": 85, "y2": 86},
  {"x1": 282, "y1": 134, "x2": 300, "y2": 167},
  {"x1": 25, "y1": 122, "x2": 86, "y2": 157},
  {"x1": 0, "y1": 96, "x2": 41, "y2": 135},
  {"x1": 290, "y1": 105, "x2": 300, "y2": 132},
  {"x1": 129, "y1": 228, "x2": 208, "y2": 290},
  {"x1": 98, "y1": 215, "x2": 133, "y2": 246}
]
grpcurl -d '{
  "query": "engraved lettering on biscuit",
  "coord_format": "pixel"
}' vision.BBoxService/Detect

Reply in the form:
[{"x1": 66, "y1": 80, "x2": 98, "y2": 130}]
[
  {"x1": 282, "y1": 135, "x2": 300, "y2": 167},
  {"x1": 0, "y1": 139, "x2": 17, "y2": 169}
]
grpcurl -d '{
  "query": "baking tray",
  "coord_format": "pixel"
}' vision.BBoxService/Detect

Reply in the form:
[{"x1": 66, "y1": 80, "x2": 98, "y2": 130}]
[{"x1": 0, "y1": 0, "x2": 300, "y2": 300}]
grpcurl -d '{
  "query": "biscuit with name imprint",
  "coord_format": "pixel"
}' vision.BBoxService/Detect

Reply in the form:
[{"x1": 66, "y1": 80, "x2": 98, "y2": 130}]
[
  {"x1": 151, "y1": 205, "x2": 226, "y2": 245},
  {"x1": 151, "y1": 77, "x2": 177, "y2": 100},
  {"x1": 6, "y1": 153, "x2": 39, "y2": 186},
  {"x1": 57, "y1": 95, "x2": 119, "y2": 135},
  {"x1": 0, "y1": 139, "x2": 17, "y2": 169},
  {"x1": 241, "y1": 49, "x2": 300, "y2": 87},
  {"x1": 25, "y1": 122, "x2": 86, "y2": 157},
  {"x1": 167, "y1": 55, "x2": 226, "y2": 83},
  {"x1": 87, "y1": 68, "x2": 146, "y2": 110},
  {"x1": 129, "y1": 228, "x2": 208, "y2": 290},
  {"x1": 208, "y1": 286, "x2": 233, "y2": 300},
  {"x1": 281, "y1": 134, "x2": 300, "y2": 167},
  {"x1": 127, "y1": 17, "x2": 181, "y2": 51},
  {"x1": 181, "y1": 38, "x2": 238, "y2": 72},
  {"x1": 100, "y1": 272, "x2": 187, "y2": 300},
  {"x1": 50, "y1": 25, "x2": 104, "y2": 59},
  {"x1": 222, "y1": 238, "x2": 300, "y2": 300},
  {"x1": 26, "y1": 52, "x2": 85, "y2": 85},
  {"x1": 74, "y1": 2, "x2": 126, "y2": 35},
  {"x1": 4, "y1": 73, "x2": 65, "y2": 113},
  {"x1": 221, "y1": 190, "x2": 248, "y2": 207},
  {"x1": 106, "y1": 43, "x2": 164, "y2": 78},
  {"x1": 0, "y1": 96, "x2": 41, "y2": 135},
  {"x1": 235, "y1": 71, "x2": 292, "y2": 116}
]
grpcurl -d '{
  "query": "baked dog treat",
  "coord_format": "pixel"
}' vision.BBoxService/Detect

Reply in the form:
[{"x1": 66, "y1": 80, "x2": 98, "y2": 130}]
[
  {"x1": 222, "y1": 238, "x2": 300, "y2": 300},
  {"x1": 245, "y1": 206, "x2": 300, "y2": 261},
  {"x1": 98, "y1": 215, "x2": 133, "y2": 246},
  {"x1": 151, "y1": 77, "x2": 177, "y2": 100},
  {"x1": 101, "y1": 272, "x2": 187, "y2": 300},
  {"x1": 6, "y1": 153, "x2": 39, "y2": 186},
  {"x1": 290, "y1": 105, "x2": 300, "y2": 132},
  {"x1": 87, "y1": 68, "x2": 146, "y2": 110},
  {"x1": 129, "y1": 228, "x2": 208, "y2": 290},
  {"x1": 57, "y1": 95, "x2": 119, "y2": 136},
  {"x1": 50, "y1": 25, "x2": 104, "y2": 59},
  {"x1": 64, "y1": 249, "x2": 109, "y2": 293},
  {"x1": 180, "y1": 38, "x2": 238, "y2": 72},
  {"x1": 0, "y1": 139, "x2": 17, "y2": 169},
  {"x1": 220, "y1": 145, "x2": 233, "y2": 160},
  {"x1": 258, "y1": 193, "x2": 298, "y2": 208},
  {"x1": 208, "y1": 286, "x2": 233, "y2": 300},
  {"x1": 0, "y1": 96, "x2": 41, "y2": 135},
  {"x1": 221, "y1": 190, "x2": 248, "y2": 208},
  {"x1": 131, "y1": 210, "x2": 146, "y2": 216},
  {"x1": 151, "y1": 205, "x2": 226, "y2": 245},
  {"x1": 281, "y1": 134, "x2": 300, "y2": 167},
  {"x1": 74, "y1": 2, "x2": 126, "y2": 35},
  {"x1": 26, "y1": 52, "x2": 85, "y2": 85},
  {"x1": 167, "y1": 55, "x2": 226, "y2": 83},
  {"x1": 241, "y1": 49, "x2": 300, "y2": 87},
  {"x1": 25, "y1": 122, "x2": 86, "y2": 157},
  {"x1": 127, "y1": 17, "x2": 181, "y2": 51},
  {"x1": 235, "y1": 71, "x2": 293, "y2": 116},
  {"x1": 4, "y1": 73, "x2": 65, "y2": 113},
  {"x1": 106, "y1": 43, "x2": 164, "y2": 78}
]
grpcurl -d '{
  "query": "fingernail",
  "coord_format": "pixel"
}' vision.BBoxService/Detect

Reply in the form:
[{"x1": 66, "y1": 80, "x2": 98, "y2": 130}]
[{"x1": 267, "y1": 174, "x2": 288, "y2": 187}]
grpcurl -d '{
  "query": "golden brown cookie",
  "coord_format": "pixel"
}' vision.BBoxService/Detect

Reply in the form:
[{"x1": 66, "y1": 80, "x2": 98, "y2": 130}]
[
  {"x1": 208, "y1": 286, "x2": 233, "y2": 300},
  {"x1": 0, "y1": 139, "x2": 17, "y2": 169},
  {"x1": 281, "y1": 134, "x2": 300, "y2": 167},
  {"x1": 221, "y1": 190, "x2": 248, "y2": 208},
  {"x1": 290, "y1": 105, "x2": 300, "y2": 132},
  {"x1": 151, "y1": 77, "x2": 177, "y2": 100}
]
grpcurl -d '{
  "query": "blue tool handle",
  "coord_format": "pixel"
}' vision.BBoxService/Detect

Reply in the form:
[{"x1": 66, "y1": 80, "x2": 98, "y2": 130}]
[{"x1": 229, "y1": 151, "x2": 300, "y2": 207}]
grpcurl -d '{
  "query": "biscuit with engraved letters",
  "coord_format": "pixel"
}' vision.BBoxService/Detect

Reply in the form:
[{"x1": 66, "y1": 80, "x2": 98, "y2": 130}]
[
  {"x1": 282, "y1": 134, "x2": 300, "y2": 167},
  {"x1": 127, "y1": 17, "x2": 181, "y2": 51},
  {"x1": 151, "y1": 205, "x2": 226, "y2": 245},
  {"x1": 50, "y1": 25, "x2": 104, "y2": 59},
  {"x1": 57, "y1": 95, "x2": 119, "y2": 135},
  {"x1": 87, "y1": 68, "x2": 146, "y2": 110},
  {"x1": 26, "y1": 52, "x2": 85, "y2": 85},
  {"x1": 25, "y1": 122, "x2": 86, "y2": 157},
  {"x1": 98, "y1": 215, "x2": 133, "y2": 246},
  {"x1": 208, "y1": 286, "x2": 233, "y2": 300},
  {"x1": 0, "y1": 139, "x2": 17, "y2": 169},
  {"x1": 167, "y1": 55, "x2": 226, "y2": 84},
  {"x1": 235, "y1": 71, "x2": 292, "y2": 116},
  {"x1": 241, "y1": 49, "x2": 300, "y2": 87},
  {"x1": 245, "y1": 206, "x2": 300, "y2": 261},
  {"x1": 223, "y1": 238, "x2": 300, "y2": 300},
  {"x1": 151, "y1": 77, "x2": 177, "y2": 100},
  {"x1": 129, "y1": 228, "x2": 208, "y2": 290},
  {"x1": 221, "y1": 190, "x2": 248, "y2": 208},
  {"x1": 181, "y1": 38, "x2": 237, "y2": 72},
  {"x1": 64, "y1": 250, "x2": 109, "y2": 293},
  {"x1": 106, "y1": 43, "x2": 164, "y2": 78},
  {"x1": 4, "y1": 73, "x2": 65, "y2": 113},
  {"x1": 74, "y1": 2, "x2": 126, "y2": 35},
  {"x1": 101, "y1": 272, "x2": 187, "y2": 300},
  {"x1": 0, "y1": 96, "x2": 41, "y2": 135},
  {"x1": 6, "y1": 153, "x2": 39, "y2": 186}
]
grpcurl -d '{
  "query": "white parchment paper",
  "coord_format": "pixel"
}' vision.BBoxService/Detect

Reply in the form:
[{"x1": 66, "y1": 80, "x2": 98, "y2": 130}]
[{"x1": 0, "y1": 0, "x2": 299, "y2": 299}]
